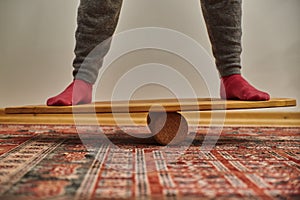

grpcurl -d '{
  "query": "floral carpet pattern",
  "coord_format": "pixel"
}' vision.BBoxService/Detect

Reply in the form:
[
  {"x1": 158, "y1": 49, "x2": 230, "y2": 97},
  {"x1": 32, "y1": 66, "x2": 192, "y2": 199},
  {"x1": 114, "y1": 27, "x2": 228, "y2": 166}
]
[{"x1": 0, "y1": 124, "x2": 299, "y2": 200}]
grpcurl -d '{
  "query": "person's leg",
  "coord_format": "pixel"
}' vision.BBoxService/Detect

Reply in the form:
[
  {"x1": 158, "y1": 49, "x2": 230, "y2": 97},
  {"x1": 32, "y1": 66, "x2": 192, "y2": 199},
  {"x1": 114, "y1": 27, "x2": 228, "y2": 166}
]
[
  {"x1": 47, "y1": 0, "x2": 123, "y2": 106},
  {"x1": 200, "y1": 0, "x2": 270, "y2": 100}
]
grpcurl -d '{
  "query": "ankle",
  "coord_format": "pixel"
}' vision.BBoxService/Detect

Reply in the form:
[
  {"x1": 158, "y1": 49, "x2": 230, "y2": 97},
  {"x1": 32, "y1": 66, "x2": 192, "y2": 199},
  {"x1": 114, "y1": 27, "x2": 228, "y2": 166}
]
[
  {"x1": 221, "y1": 74, "x2": 242, "y2": 81},
  {"x1": 74, "y1": 79, "x2": 93, "y2": 87}
]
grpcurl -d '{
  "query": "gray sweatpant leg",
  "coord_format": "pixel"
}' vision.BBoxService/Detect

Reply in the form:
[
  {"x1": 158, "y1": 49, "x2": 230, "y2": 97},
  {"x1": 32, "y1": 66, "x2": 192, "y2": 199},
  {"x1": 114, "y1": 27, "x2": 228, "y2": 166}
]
[
  {"x1": 73, "y1": 0, "x2": 242, "y2": 83},
  {"x1": 200, "y1": 0, "x2": 242, "y2": 77},
  {"x1": 73, "y1": 0, "x2": 123, "y2": 84}
]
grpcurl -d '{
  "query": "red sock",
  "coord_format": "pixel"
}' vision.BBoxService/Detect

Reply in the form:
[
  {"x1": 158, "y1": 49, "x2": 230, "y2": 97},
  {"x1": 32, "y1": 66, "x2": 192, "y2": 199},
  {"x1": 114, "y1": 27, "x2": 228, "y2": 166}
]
[
  {"x1": 220, "y1": 74, "x2": 270, "y2": 101},
  {"x1": 47, "y1": 79, "x2": 92, "y2": 106}
]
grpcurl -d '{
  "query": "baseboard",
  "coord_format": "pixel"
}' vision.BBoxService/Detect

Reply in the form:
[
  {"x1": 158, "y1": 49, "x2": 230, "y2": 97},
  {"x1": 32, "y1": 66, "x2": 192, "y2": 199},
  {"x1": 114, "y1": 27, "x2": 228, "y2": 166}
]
[{"x1": 0, "y1": 109, "x2": 299, "y2": 127}]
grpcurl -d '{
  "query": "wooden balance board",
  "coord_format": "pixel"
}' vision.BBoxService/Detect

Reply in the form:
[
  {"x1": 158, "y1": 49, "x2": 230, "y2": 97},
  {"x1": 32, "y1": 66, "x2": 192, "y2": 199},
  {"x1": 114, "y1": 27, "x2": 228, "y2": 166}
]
[{"x1": 4, "y1": 98, "x2": 297, "y2": 145}]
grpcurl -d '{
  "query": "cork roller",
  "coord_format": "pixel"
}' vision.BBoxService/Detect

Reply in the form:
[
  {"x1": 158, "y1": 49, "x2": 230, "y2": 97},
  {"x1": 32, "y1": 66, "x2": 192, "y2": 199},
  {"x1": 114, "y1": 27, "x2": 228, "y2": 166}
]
[{"x1": 147, "y1": 112, "x2": 188, "y2": 145}]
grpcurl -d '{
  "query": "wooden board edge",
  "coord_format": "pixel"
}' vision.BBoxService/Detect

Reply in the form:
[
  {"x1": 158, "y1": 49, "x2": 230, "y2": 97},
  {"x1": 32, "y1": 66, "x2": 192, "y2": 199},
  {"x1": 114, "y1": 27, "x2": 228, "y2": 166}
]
[{"x1": 4, "y1": 98, "x2": 297, "y2": 114}]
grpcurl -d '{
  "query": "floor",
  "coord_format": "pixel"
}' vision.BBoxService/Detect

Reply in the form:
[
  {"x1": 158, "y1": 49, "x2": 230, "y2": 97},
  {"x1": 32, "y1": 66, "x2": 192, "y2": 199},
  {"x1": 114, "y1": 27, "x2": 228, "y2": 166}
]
[{"x1": 0, "y1": 124, "x2": 299, "y2": 200}]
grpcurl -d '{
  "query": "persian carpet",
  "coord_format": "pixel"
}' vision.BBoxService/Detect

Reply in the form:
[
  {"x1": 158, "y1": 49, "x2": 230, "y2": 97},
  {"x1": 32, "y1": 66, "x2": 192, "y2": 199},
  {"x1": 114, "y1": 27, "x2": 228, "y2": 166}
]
[{"x1": 0, "y1": 124, "x2": 299, "y2": 200}]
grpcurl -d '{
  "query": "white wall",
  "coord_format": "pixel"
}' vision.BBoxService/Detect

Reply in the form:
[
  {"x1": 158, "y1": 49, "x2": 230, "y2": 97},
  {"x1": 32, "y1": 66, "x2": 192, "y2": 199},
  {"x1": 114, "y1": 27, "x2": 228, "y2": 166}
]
[{"x1": 0, "y1": 0, "x2": 299, "y2": 111}]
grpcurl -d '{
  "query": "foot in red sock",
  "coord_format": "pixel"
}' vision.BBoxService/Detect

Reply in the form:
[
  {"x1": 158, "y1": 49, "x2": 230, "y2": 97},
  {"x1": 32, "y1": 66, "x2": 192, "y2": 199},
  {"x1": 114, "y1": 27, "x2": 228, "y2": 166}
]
[
  {"x1": 220, "y1": 74, "x2": 270, "y2": 101},
  {"x1": 47, "y1": 79, "x2": 92, "y2": 106}
]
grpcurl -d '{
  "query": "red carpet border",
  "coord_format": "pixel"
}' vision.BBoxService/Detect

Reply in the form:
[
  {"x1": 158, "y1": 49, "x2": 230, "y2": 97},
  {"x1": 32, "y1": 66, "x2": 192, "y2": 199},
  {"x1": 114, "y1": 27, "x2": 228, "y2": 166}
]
[{"x1": 0, "y1": 124, "x2": 299, "y2": 200}]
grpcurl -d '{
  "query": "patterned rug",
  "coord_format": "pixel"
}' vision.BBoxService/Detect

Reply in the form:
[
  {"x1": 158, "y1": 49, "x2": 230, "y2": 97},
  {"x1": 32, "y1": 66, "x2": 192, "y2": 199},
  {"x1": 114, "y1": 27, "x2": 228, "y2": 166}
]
[{"x1": 0, "y1": 124, "x2": 299, "y2": 200}]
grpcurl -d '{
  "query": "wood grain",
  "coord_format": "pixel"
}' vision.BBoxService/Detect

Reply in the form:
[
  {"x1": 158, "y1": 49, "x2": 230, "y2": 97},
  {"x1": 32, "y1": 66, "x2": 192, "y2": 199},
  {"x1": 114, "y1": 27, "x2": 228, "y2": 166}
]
[{"x1": 4, "y1": 98, "x2": 296, "y2": 114}]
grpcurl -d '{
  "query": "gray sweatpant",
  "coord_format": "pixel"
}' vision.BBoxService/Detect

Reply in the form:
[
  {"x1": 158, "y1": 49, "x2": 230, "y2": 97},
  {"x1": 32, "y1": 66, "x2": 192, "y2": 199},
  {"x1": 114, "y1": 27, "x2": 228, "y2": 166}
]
[{"x1": 73, "y1": 0, "x2": 242, "y2": 84}]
